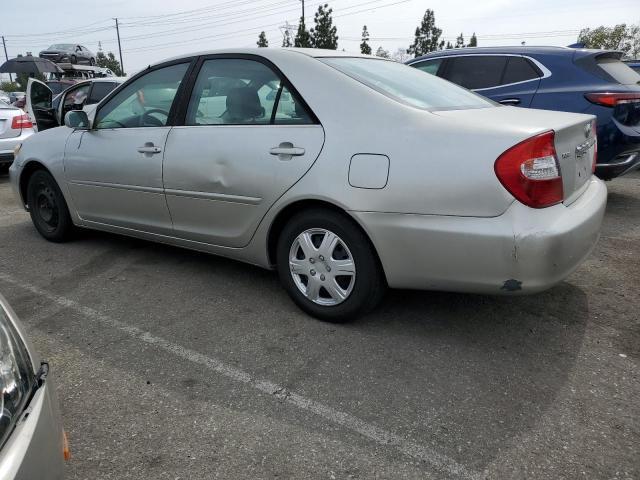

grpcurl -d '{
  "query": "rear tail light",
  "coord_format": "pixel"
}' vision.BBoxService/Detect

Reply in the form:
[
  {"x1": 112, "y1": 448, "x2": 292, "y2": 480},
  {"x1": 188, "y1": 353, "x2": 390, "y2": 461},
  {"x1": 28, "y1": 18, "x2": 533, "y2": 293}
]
[
  {"x1": 494, "y1": 130, "x2": 563, "y2": 208},
  {"x1": 584, "y1": 92, "x2": 640, "y2": 107},
  {"x1": 11, "y1": 114, "x2": 33, "y2": 129}
]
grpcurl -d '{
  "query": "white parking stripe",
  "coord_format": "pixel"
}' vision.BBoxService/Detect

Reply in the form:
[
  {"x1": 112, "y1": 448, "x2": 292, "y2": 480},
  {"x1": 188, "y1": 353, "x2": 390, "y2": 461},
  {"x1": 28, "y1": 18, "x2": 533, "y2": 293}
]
[{"x1": 0, "y1": 272, "x2": 480, "y2": 480}]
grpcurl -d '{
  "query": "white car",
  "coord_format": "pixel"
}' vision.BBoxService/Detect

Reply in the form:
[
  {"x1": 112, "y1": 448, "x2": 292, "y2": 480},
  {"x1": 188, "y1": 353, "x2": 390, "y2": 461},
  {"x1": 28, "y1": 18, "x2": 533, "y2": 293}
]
[
  {"x1": 11, "y1": 48, "x2": 606, "y2": 321},
  {"x1": 0, "y1": 101, "x2": 34, "y2": 172}
]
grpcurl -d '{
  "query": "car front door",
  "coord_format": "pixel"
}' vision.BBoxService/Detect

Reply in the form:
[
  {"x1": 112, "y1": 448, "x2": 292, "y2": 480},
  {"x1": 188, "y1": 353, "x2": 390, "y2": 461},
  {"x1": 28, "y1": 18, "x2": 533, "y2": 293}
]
[
  {"x1": 162, "y1": 56, "x2": 325, "y2": 248},
  {"x1": 63, "y1": 61, "x2": 191, "y2": 234},
  {"x1": 26, "y1": 78, "x2": 57, "y2": 131}
]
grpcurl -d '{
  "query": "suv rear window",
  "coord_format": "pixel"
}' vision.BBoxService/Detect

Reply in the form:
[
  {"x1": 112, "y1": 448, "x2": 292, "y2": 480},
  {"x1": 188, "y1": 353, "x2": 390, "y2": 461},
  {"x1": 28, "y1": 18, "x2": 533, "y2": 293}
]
[{"x1": 597, "y1": 57, "x2": 640, "y2": 85}]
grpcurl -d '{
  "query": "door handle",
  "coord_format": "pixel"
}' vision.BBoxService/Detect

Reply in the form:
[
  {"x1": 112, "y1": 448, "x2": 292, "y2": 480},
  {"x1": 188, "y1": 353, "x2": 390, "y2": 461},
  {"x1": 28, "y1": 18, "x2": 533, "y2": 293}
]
[
  {"x1": 137, "y1": 143, "x2": 162, "y2": 155},
  {"x1": 270, "y1": 142, "x2": 305, "y2": 160},
  {"x1": 499, "y1": 98, "x2": 521, "y2": 106}
]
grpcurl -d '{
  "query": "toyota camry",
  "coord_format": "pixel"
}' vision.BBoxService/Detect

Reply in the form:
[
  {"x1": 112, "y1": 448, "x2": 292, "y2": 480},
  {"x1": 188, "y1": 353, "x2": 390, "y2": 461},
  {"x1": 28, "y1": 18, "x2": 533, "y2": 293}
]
[{"x1": 10, "y1": 48, "x2": 607, "y2": 322}]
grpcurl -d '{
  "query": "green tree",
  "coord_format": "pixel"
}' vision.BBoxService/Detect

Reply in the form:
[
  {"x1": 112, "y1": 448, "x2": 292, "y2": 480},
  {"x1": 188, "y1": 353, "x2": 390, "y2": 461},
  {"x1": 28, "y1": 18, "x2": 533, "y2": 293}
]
[
  {"x1": 0, "y1": 81, "x2": 20, "y2": 93},
  {"x1": 445, "y1": 41, "x2": 453, "y2": 49},
  {"x1": 294, "y1": 17, "x2": 313, "y2": 47},
  {"x1": 257, "y1": 31, "x2": 269, "y2": 47},
  {"x1": 407, "y1": 9, "x2": 442, "y2": 57},
  {"x1": 96, "y1": 51, "x2": 123, "y2": 76},
  {"x1": 360, "y1": 25, "x2": 372, "y2": 55},
  {"x1": 282, "y1": 29, "x2": 293, "y2": 47},
  {"x1": 455, "y1": 33, "x2": 465, "y2": 48},
  {"x1": 468, "y1": 32, "x2": 478, "y2": 47},
  {"x1": 375, "y1": 46, "x2": 389, "y2": 58},
  {"x1": 577, "y1": 24, "x2": 631, "y2": 54},
  {"x1": 15, "y1": 73, "x2": 45, "y2": 91},
  {"x1": 311, "y1": 4, "x2": 338, "y2": 49}
]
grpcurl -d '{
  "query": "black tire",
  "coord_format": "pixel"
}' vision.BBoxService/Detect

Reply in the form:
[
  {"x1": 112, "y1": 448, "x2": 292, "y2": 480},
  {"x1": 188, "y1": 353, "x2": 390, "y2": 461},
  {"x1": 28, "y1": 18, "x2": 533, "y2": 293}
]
[
  {"x1": 276, "y1": 209, "x2": 386, "y2": 322},
  {"x1": 70, "y1": 55, "x2": 77, "y2": 64},
  {"x1": 26, "y1": 170, "x2": 74, "y2": 242}
]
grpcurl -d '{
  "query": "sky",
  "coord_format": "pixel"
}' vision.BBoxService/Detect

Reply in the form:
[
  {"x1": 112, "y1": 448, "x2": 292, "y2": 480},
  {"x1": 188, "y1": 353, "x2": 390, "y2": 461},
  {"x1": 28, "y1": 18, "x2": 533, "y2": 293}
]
[{"x1": 1, "y1": 0, "x2": 638, "y2": 79}]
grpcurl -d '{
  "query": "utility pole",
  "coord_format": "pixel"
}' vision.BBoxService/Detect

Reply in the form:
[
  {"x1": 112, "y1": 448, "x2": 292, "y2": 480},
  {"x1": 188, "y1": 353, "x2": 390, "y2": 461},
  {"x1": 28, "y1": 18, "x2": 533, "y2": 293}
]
[
  {"x1": 114, "y1": 18, "x2": 125, "y2": 76},
  {"x1": 1, "y1": 36, "x2": 12, "y2": 82},
  {"x1": 300, "y1": 0, "x2": 305, "y2": 21}
]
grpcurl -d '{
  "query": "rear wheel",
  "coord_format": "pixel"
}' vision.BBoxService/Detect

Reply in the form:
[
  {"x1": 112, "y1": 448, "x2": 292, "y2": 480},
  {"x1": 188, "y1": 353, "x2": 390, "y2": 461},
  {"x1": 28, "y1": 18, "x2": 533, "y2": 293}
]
[
  {"x1": 26, "y1": 170, "x2": 74, "y2": 242},
  {"x1": 276, "y1": 209, "x2": 386, "y2": 322}
]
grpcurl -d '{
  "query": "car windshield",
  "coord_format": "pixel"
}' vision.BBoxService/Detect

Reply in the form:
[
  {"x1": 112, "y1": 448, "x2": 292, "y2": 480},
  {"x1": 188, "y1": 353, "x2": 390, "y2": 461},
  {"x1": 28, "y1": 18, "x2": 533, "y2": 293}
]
[
  {"x1": 320, "y1": 57, "x2": 494, "y2": 111},
  {"x1": 49, "y1": 44, "x2": 75, "y2": 51}
]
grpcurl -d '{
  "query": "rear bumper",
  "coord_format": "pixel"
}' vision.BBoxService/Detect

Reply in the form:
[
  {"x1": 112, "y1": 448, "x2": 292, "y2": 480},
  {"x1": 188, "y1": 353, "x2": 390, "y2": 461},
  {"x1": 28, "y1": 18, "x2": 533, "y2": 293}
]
[
  {"x1": 0, "y1": 378, "x2": 65, "y2": 480},
  {"x1": 0, "y1": 130, "x2": 35, "y2": 166},
  {"x1": 595, "y1": 151, "x2": 640, "y2": 179},
  {"x1": 353, "y1": 177, "x2": 607, "y2": 294}
]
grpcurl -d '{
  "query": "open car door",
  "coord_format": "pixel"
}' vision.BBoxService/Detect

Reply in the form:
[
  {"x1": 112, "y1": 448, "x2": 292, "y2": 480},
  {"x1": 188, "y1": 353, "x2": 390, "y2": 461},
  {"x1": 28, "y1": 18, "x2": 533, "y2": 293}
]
[{"x1": 26, "y1": 78, "x2": 58, "y2": 132}]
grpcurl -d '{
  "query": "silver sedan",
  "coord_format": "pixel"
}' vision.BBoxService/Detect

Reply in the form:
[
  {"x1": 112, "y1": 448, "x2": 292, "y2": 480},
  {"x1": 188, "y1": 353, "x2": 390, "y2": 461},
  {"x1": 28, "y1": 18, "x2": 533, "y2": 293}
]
[
  {"x1": 9, "y1": 48, "x2": 607, "y2": 321},
  {"x1": 0, "y1": 294, "x2": 67, "y2": 479}
]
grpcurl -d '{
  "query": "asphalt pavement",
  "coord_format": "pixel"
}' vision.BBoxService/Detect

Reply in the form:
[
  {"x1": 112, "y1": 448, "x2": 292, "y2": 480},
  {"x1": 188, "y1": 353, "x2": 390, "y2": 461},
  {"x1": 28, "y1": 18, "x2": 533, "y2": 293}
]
[{"x1": 0, "y1": 171, "x2": 638, "y2": 479}]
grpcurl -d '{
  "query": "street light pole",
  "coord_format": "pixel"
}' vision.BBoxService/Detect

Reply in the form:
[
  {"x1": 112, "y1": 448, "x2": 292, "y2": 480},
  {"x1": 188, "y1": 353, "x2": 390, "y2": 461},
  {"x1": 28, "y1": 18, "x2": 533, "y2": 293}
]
[
  {"x1": 1, "y1": 36, "x2": 12, "y2": 82},
  {"x1": 114, "y1": 18, "x2": 125, "y2": 76}
]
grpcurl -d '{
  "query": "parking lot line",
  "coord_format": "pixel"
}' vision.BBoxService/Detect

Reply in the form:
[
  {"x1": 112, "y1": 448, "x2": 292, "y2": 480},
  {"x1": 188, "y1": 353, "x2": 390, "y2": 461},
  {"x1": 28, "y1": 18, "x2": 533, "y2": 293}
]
[{"x1": 0, "y1": 271, "x2": 480, "y2": 480}]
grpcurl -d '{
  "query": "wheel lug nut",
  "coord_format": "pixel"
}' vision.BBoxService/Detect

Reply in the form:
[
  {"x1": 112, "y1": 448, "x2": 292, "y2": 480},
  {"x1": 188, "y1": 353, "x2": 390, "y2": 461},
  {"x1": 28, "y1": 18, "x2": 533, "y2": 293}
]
[
  {"x1": 309, "y1": 258, "x2": 315, "y2": 264},
  {"x1": 310, "y1": 269, "x2": 316, "y2": 276},
  {"x1": 319, "y1": 255, "x2": 324, "y2": 261},
  {"x1": 326, "y1": 266, "x2": 331, "y2": 272},
  {"x1": 320, "y1": 274, "x2": 326, "y2": 281}
]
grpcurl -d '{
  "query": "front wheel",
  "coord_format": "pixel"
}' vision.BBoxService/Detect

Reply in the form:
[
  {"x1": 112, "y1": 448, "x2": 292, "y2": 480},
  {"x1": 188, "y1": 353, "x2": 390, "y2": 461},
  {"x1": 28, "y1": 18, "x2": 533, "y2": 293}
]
[
  {"x1": 26, "y1": 170, "x2": 74, "y2": 242},
  {"x1": 276, "y1": 209, "x2": 386, "y2": 322}
]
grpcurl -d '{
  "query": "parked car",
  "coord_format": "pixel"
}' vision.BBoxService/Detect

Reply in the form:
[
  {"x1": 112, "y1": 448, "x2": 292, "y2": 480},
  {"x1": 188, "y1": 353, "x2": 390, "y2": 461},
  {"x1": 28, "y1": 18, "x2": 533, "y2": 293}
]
[
  {"x1": 0, "y1": 294, "x2": 68, "y2": 479},
  {"x1": 407, "y1": 47, "x2": 640, "y2": 180},
  {"x1": 0, "y1": 91, "x2": 10, "y2": 103},
  {"x1": 0, "y1": 100, "x2": 34, "y2": 172},
  {"x1": 25, "y1": 77, "x2": 124, "y2": 132},
  {"x1": 11, "y1": 49, "x2": 606, "y2": 321},
  {"x1": 39, "y1": 44, "x2": 95, "y2": 65},
  {"x1": 8, "y1": 92, "x2": 25, "y2": 104}
]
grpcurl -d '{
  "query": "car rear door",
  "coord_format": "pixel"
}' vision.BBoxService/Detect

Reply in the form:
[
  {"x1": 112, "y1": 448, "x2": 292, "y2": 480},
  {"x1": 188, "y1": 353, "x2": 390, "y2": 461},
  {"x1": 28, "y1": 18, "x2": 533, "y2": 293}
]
[
  {"x1": 162, "y1": 56, "x2": 325, "y2": 248},
  {"x1": 440, "y1": 55, "x2": 541, "y2": 107},
  {"x1": 63, "y1": 61, "x2": 191, "y2": 234},
  {"x1": 26, "y1": 78, "x2": 58, "y2": 131}
]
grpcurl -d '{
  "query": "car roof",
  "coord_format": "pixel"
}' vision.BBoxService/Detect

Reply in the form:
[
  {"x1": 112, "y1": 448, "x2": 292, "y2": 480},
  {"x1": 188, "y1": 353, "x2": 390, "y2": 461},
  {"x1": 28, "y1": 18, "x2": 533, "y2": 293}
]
[
  {"x1": 408, "y1": 45, "x2": 612, "y2": 62},
  {"x1": 146, "y1": 47, "x2": 377, "y2": 69}
]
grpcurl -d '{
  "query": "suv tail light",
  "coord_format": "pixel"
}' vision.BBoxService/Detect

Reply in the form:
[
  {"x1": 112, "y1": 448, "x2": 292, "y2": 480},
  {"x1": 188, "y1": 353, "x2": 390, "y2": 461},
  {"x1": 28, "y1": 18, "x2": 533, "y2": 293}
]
[
  {"x1": 11, "y1": 114, "x2": 33, "y2": 130},
  {"x1": 494, "y1": 131, "x2": 563, "y2": 208},
  {"x1": 585, "y1": 92, "x2": 640, "y2": 107}
]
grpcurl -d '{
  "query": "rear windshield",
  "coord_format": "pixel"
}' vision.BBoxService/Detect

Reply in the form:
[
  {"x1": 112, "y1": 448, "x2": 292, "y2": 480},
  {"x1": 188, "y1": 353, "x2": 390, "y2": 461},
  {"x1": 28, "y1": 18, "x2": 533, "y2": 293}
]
[
  {"x1": 597, "y1": 57, "x2": 640, "y2": 85},
  {"x1": 47, "y1": 82, "x2": 71, "y2": 95},
  {"x1": 320, "y1": 57, "x2": 494, "y2": 111}
]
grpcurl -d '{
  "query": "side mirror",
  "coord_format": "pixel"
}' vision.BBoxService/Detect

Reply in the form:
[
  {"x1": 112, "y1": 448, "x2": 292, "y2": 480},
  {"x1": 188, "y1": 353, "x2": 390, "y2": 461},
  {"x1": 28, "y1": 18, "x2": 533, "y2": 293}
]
[{"x1": 64, "y1": 110, "x2": 90, "y2": 130}]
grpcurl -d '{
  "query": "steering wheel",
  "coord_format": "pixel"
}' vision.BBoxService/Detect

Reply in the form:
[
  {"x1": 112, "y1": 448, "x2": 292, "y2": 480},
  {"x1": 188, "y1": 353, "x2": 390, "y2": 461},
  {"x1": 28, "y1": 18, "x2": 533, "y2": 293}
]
[{"x1": 142, "y1": 108, "x2": 170, "y2": 127}]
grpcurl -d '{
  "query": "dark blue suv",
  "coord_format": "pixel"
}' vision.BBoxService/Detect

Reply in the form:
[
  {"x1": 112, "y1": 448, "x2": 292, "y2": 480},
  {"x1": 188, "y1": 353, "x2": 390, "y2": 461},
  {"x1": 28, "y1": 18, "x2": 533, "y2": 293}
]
[{"x1": 407, "y1": 47, "x2": 640, "y2": 180}]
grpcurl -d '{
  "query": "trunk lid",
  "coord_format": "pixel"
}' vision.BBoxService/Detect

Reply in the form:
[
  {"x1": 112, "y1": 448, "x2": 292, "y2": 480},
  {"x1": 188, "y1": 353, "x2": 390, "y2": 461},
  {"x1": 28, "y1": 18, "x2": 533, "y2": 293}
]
[{"x1": 435, "y1": 106, "x2": 596, "y2": 203}]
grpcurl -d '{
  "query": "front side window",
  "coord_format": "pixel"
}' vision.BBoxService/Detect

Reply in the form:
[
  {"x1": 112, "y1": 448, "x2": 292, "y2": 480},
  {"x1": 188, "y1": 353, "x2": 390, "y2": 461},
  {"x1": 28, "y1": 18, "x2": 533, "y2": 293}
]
[
  {"x1": 185, "y1": 58, "x2": 314, "y2": 125},
  {"x1": 442, "y1": 56, "x2": 508, "y2": 90},
  {"x1": 412, "y1": 58, "x2": 443, "y2": 76},
  {"x1": 321, "y1": 57, "x2": 493, "y2": 111},
  {"x1": 96, "y1": 62, "x2": 189, "y2": 129}
]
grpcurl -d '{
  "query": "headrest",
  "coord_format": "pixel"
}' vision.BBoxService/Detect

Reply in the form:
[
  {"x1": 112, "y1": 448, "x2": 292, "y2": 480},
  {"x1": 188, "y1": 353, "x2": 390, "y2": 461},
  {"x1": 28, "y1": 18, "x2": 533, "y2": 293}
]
[{"x1": 226, "y1": 87, "x2": 263, "y2": 121}]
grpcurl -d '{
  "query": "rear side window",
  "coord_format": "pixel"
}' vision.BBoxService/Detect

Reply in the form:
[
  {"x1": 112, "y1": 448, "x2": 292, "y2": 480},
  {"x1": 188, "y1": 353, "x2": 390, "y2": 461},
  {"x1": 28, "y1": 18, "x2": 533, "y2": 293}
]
[
  {"x1": 502, "y1": 57, "x2": 541, "y2": 84},
  {"x1": 87, "y1": 82, "x2": 117, "y2": 104},
  {"x1": 442, "y1": 56, "x2": 507, "y2": 89},
  {"x1": 597, "y1": 57, "x2": 640, "y2": 85},
  {"x1": 411, "y1": 58, "x2": 443, "y2": 75}
]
